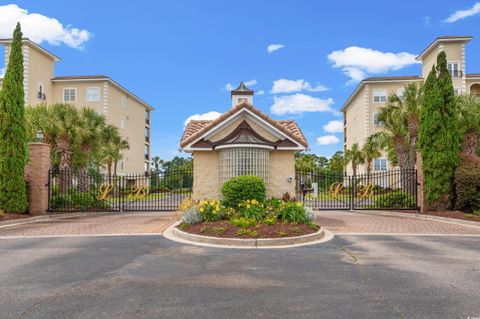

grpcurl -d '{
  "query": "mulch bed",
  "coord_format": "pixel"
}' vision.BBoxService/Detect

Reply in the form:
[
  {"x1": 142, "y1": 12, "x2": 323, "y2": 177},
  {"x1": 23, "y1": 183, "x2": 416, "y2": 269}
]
[
  {"x1": 178, "y1": 220, "x2": 319, "y2": 239},
  {"x1": 0, "y1": 213, "x2": 32, "y2": 222}
]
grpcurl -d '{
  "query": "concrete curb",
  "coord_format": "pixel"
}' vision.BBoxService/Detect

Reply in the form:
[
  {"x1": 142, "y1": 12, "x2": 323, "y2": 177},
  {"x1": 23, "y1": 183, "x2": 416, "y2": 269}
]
[
  {"x1": 164, "y1": 221, "x2": 334, "y2": 249},
  {"x1": 348, "y1": 210, "x2": 480, "y2": 229},
  {"x1": 0, "y1": 211, "x2": 117, "y2": 229}
]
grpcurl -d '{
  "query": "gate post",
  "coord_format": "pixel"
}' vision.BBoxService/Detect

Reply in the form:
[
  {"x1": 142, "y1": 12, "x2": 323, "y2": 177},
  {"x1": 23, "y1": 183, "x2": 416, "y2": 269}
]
[
  {"x1": 24, "y1": 142, "x2": 51, "y2": 215},
  {"x1": 415, "y1": 151, "x2": 427, "y2": 213}
]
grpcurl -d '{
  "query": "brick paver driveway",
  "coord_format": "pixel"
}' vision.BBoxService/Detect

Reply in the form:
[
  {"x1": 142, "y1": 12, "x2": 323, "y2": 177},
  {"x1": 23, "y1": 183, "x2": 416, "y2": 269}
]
[
  {"x1": 316, "y1": 211, "x2": 480, "y2": 235},
  {"x1": 0, "y1": 212, "x2": 176, "y2": 237},
  {"x1": 0, "y1": 210, "x2": 479, "y2": 237}
]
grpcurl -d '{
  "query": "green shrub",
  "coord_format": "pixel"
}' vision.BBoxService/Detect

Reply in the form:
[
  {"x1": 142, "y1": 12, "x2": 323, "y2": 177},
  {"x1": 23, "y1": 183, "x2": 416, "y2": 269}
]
[
  {"x1": 221, "y1": 175, "x2": 266, "y2": 208},
  {"x1": 181, "y1": 206, "x2": 203, "y2": 225},
  {"x1": 262, "y1": 215, "x2": 277, "y2": 225},
  {"x1": 265, "y1": 198, "x2": 282, "y2": 214},
  {"x1": 278, "y1": 202, "x2": 309, "y2": 223},
  {"x1": 454, "y1": 157, "x2": 480, "y2": 213},
  {"x1": 198, "y1": 200, "x2": 223, "y2": 221},
  {"x1": 374, "y1": 191, "x2": 415, "y2": 209},
  {"x1": 237, "y1": 199, "x2": 265, "y2": 220},
  {"x1": 230, "y1": 217, "x2": 257, "y2": 228}
]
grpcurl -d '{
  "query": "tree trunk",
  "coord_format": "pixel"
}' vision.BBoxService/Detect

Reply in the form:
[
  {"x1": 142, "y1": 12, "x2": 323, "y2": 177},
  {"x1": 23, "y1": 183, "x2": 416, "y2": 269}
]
[
  {"x1": 407, "y1": 117, "x2": 419, "y2": 169},
  {"x1": 461, "y1": 130, "x2": 478, "y2": 156},
  {"x1": 78, "y1": 165, "x2": 89, "y2": 193},
  {"x1": 366, "y1": 160, "x2": 372, "y2": 184},
  {"x1": 57, "y1": 137, "x2": 71, "y2": 194}
]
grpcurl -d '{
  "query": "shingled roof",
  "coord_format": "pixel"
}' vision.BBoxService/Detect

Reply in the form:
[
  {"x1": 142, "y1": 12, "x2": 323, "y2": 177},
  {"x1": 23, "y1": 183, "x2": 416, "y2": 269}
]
[{"x1": 180, "y1": 102, "x2": 308, "y2": 148}]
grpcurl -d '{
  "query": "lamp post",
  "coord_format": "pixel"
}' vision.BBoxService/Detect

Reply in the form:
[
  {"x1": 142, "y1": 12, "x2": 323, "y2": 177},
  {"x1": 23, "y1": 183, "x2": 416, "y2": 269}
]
[{"x1": 36, "y1": 129, "x2": 44, "y2": 142}]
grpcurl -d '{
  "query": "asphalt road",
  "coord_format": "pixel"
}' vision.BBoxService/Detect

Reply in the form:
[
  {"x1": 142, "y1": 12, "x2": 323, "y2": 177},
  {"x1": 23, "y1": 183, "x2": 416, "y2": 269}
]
[{"x1": 0, "y1": 235, "x2": 479, "y2": 319}]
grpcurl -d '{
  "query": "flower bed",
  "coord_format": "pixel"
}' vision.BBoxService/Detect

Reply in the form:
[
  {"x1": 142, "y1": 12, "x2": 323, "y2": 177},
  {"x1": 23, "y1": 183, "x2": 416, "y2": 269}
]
[{"x1": 177, "y1": 197, "x2": 320, "y2": 239}]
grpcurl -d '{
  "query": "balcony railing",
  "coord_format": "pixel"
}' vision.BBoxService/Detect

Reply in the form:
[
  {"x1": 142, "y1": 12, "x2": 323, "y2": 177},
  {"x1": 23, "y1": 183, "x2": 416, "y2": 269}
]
[{"x1": 145, "y1": 136, "x2": 150, "y2": 143}]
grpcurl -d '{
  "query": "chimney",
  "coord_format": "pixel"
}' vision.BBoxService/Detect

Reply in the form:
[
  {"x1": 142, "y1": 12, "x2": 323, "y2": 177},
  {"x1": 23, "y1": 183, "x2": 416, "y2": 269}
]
[{"x1": 231, "y1": 82, "x2": 254, "y2": 106}]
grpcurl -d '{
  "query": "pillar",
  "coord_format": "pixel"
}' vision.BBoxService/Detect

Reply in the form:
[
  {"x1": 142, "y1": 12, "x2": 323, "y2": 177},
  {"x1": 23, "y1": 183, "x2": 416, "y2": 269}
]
[{"x1": 25, "y1": 142, "x2": 51, "y2": 215}]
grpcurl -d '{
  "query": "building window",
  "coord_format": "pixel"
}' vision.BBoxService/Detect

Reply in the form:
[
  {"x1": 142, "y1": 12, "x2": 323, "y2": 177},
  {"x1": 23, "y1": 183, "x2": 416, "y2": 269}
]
[
  {"x1": 120, "y1": 160, "x2": 125, "y2": 171},
  {"x1": 86, "y1": 87, "x2": 100, "y2": 102},
  {"x1": 120, "y1": 116, "x2": 126, "y2": 129},
  {"x1": 448, "y1": 62, "x2": 461, "y2": 78},
  {"x1": 144, "y1": 127, "x2": 149, "y2": 142},
  {"x1": 238, "y1": 97, "x2": 247, "y2": 104},
  {"x1": 121, "y1": 96, "x2": 126, "y2": 109},
  {"x1": 220, "y1": 147, "x2": 269, "y2": 184},
  {"x1": 374, "y1": 158, "x2": 387, "y2": 171},
  {"x1": 37, "y1": 83, "x2": 46, "y2": 100},
  {"x1": 373, "y1": 89, "x2": 387, "y2": 103},
  {"x1": 145, "y1": 111, "x2": 150, "y2": 124},
  {"x1": 144, "y1": 145, "x2": 149, "y2": 160},
  {"x1": 454, "y1": 88, "x2": 460, "y2": 96},
  {"x1": 63, "y1": 88, "x2": 76, "y2": 102}
]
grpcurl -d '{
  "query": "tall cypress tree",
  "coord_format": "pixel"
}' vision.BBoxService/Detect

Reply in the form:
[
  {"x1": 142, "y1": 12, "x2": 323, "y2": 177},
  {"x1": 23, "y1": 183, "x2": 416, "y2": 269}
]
[
  {"x1": 418, "y1": 52, "x2": 460, "y2": 210},
  {"x1": 0, "y1": 23, "x2": 28, "y2": 213}
]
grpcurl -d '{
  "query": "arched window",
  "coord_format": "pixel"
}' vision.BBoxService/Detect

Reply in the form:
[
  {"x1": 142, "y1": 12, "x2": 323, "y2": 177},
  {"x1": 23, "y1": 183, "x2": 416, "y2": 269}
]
[{"x1": 220, "y1": 147, "x2": 269, "y2": 184}]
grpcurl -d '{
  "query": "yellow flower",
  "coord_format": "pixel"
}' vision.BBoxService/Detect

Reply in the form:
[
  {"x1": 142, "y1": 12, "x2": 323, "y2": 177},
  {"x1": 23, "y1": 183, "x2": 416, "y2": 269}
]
[
  {"x1": 296, "y1": 202, "x2": 302, "y2": 207},
  {"x1": 215, "y1": 205, "x2": 220, "y2": 211},
  {"x1": 199, "y1": 208, "x2": 204, "y2": 212},
  {"x1": 246, "y1": 204, "x2": 251, "y2": 208}
]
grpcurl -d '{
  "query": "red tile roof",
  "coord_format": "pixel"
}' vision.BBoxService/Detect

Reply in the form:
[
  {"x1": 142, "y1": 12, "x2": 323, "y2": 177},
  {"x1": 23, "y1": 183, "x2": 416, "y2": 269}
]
[{"x1": 180, "y1": 102, "x2": 308, "y2": 148}]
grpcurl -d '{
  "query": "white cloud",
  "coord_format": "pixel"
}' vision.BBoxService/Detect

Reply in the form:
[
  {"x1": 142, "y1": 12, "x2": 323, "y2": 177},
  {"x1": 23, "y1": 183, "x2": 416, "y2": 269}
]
[
  {"x1": 328, "y1": 46, "x2": 418, "y2": 83},
  {"x1": 270, "y1": 93, "x2": 334, "y2": 115},
  {"x1": 323, "y1": 120, "x2": 343, "y2": 133},
  {"x1": 271, "y1": 79, "x2": 328, "y2": 94},
  {"x1": 316, "y1": 135, "x2": 340, "y2": 146},
  {"x1": 444, "y1": 2, "x2": 480, "y2": 23},
  {"x1": 184, "y1": 111, "x2": 222, "y2": 126},
  {"x1": 0, "y1": 4, "x2": 91, "y2": 49},
  {"x1": 0, "y1": 67, "x2": 4, "y2": 77},
  {"x1": 257, "y1": 90, "x2": 265, "y2": 95},
  {"x1": 267, "y1": 44, "x2": 285, "y2": 54},
  {"x1": 225, "y1": 79, "x2": 257, "y2": 91}
]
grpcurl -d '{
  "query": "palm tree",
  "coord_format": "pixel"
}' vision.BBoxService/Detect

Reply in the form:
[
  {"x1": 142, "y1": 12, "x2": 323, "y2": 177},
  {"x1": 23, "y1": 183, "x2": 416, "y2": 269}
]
[
  {"x1": 457, "y1": 94, "x2": 480, "y2": 156},
  {"x1": 151, "y1": 156, "x2": 164, "y2": 174},
  {"x1": 345, "y1": 143, "x2": 365, "y2": 178},
  {"x1": 386, "y1": 83, "x2": 423, "y2": 169},
  {"x1": 362, "y1": 136, "x2": 381, "y2": 182},
  {"x1": 50, "y1": 104, "x2": 80, "y2": 171},
  {"x1": 75, "y1": 108, "x2": 107, "y2": 191},
  {"x1": 370, "y1": 104, "x2": 409, "y2": 170}
]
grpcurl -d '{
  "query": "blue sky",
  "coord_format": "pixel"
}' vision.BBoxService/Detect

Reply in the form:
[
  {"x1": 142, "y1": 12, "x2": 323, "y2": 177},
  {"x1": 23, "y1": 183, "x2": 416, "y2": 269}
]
[{"x1": 1, "y1": 1, "x2": 480, "y2": 160}]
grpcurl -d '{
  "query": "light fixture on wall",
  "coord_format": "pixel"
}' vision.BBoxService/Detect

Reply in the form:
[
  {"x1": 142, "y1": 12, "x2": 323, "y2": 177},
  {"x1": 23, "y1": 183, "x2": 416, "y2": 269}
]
[{"x1": 36, "y1": 129, "x2": 44, "y2": 142}]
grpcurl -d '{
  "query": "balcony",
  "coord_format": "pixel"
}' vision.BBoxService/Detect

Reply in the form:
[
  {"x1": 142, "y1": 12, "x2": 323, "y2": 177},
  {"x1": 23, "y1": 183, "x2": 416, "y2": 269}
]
[
  {"x1": 145, "y1": 136, "x2": 150, "y2": 143},
  {"x1": 145, "y1": 153, "x2": 149, "y2": 160}
]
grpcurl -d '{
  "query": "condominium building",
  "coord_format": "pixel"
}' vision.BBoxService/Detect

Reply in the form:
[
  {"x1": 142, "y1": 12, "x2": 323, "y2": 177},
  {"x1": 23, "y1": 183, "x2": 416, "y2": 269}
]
[
  {"x1": 341, "y1": 36, "x2": 480, "y2": 174},
  {"x1": 0, "y1": 39, "x2": 152, "y2": 174}
]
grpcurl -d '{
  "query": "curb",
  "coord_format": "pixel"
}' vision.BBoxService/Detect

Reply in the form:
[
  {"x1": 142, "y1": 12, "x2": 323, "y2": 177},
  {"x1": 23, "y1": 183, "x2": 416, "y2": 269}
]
[
  {"x1": 164, "y1": 221, "x2": 334, "y2": 249},
  {"x1": 349, "y1": 210, "x2": 480, "y2": 229},
  {"x1": 0, "y1": 211, "x2": 117, "y2": 229}
]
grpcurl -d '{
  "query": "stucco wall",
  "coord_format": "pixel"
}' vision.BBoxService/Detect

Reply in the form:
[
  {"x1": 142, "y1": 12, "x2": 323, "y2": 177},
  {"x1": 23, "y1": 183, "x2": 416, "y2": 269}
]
[
  {"x1": 192, "y1": 151, "x2": 220, "y2": 199},
  {"x1": 192, "y1": 149, "x2": 296, "y2": 200},
  {"x1": 268, "y1": 151, "x2": 296, "y2": 198}
]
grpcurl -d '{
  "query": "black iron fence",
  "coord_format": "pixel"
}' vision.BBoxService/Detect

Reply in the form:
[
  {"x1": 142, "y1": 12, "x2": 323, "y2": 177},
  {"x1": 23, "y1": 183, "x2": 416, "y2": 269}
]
[
  {"x1": 296, "y1": 169, "x2": 418, "y2": 211},
  {"x1": 48, "y1": 168, "x2": 193, "y2": 212}
]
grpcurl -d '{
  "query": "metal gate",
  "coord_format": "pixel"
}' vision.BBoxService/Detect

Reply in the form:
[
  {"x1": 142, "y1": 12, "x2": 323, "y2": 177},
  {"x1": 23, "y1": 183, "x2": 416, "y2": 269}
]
[
  {"x1": 48, "y1": 168, "x2": 193, "y2": 212},
  {"x1": 296, "y1": 169, "x2": 418, "y2": 211}
]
